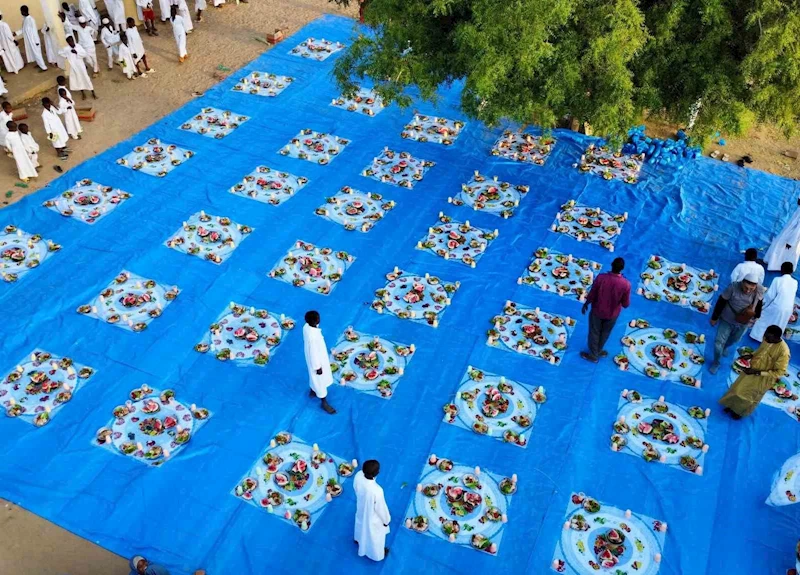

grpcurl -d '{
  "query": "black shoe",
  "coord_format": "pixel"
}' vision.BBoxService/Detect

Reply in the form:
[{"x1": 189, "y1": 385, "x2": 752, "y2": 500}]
[
  {"x1": 384, "y1": 548, "x2": 389, "y2": 557},
  {"x1": 321, "y1": 400, "x2": 336, "y2": 414},
  {"x1": 580, "y1": 351, "x2": 599, "y2": 363},
  {"x1": 599, "y1": 350, "x2": 608, "y2": 357}
]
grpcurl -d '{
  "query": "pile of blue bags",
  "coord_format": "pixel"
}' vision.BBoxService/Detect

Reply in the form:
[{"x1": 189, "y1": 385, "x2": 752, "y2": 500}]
[{"x1": 622, "y1": 125, "x2": 702, "y2": 166}]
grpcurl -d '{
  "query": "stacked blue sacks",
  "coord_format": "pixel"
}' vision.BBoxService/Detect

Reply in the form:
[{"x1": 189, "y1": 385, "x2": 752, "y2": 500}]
[{"x1": 623, "y1": 125, "x2": 701, "y2": 166}]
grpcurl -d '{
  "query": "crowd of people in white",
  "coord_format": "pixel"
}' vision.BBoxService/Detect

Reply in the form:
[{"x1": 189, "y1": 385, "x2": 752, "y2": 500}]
[{"x1": 0, "y1": 0, "x2": 244, "y2": 183}]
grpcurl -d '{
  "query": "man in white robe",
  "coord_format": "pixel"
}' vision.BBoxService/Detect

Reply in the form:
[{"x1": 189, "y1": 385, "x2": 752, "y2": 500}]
[
  {"x1": 159, "y1": 0, "x2": 171, "y2": 22},
  {"x1": 731, "y1": 248, "x2": 765, "y2": 286},
  {"x1": 302, "y1": 310, "x2": 336, "y2": 414},
  {"x1": 751, "y1": 262, "x2": 799, "y2": 342},
  {"x1": 59, "y1": 11, "x2": 75, "y2": 41},
  {"x1": 18, "y1": 123, "x2": 39, "y2": 167},
  {"x1": 0, "y1": 13, "x2": 24, "y2": 74},
  {"x1": 41, "y1": 97, "x2": 69, "y2": 159},
  {"x1": 170, "y1": 6, "x2": 187, "y2": 62},
  {"x1": 18, "y1": 6, "x2": 48, "y2": 71},
  {"x1": 76, "y1": 18, "x2": 98, "y2": 74},
  {"x1": 107, "y1": 0, "x2": 127, "y2": 30},
  {"x1": 78, "y1": 0, "x2": 100, "y2": 37},
  {"x1": 61, "y1": 2, "x2": 80, "y2": 27},
  {"x1": 100, "y1": 19, "x2": 120, "y2": 69},
  {"x1": 5, "y1": 122, "x2": 37, "y2": 181},
  {"x1": 353, "y1": 460, "x2": 391, "y2": 562},
  {"x1": 59, "y1": 37, "x2": 96, "y2": 98},
  {"x1": 0, "y1": 101, "x2": 13, "y2": 150},
  {"x1": 41, "y1": 20, "x2": 64, "y2": 68},
  {"x1": 766, "y1": 198, "x2": 800, "y2": 271},
  {"x1": 117, "y1": 34, "x2": 138, "y2": 79},
  {"x1": 172, "y1": 0, "x2": 193, "y2": 33},
  {"x1": 126, "y1": 18, "x2": 152, "y2": 72},
  {"x1": 57, "y1": 88, "x2": 82, "y2": 139}
]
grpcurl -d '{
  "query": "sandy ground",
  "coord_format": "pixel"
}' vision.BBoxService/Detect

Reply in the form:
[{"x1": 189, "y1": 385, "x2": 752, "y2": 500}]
[
  {"x1": 0, "y1": 0, "x2": 357, "y2": 208},
  {"x1": 0, "y1": 2, "x2": 356, "y2": 573}
]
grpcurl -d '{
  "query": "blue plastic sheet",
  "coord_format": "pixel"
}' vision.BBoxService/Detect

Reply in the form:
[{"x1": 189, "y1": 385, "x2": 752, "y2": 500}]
[{"x1": 1, "y1": 14, "x2": 799, "y2": 575}]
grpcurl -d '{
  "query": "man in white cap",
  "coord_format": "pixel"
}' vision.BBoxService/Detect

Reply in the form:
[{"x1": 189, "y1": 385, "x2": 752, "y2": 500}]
[
  {"x1": 0, "y1": 12, "x2": 24, "y2": 74},
  {"x1": 18, "y1": 6, "x2": 48, "y2": 71},
  {"x1": 709, "y1": 272, "x2": 765, "y2": 373},
  {"x1": 99, "y1": 18, "x2": 119, "y2": 70},
  {"x1": 76, "y1": 17, "x2": 99, "y2": 74},
  {"x1": 78, "y1": 0, "x2": 100, "y2": 37}
]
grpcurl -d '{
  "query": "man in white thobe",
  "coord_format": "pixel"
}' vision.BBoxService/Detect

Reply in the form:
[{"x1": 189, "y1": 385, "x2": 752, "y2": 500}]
[
  {"x1": 41, "y1": 20, "x2": 64, "y2": 68},
  {"x1": 172, "y1": 0, "x2": 193, "y2": 33},
  {"x1": 117, "y1": 34, "x2": 138, "y2": 79},
  {"x1": 159, "y1": 0, "x2": 172, "y2": 22},
  {"x1": 125, "y1": 18, "x2": 151, "y2": 72},
  {"x1": 353, "y1": 460, "x2": 391, "y2": 562},
  {"x1": 107, "y1": 0, "x2": 127, "y2": 30},
  {"x1": 766, "y1": 198, "x2": 800, "y2": 271},
  {"x1": 19, "y1": 123, "x2": 39, "y2": 167},
  {"x1": 0, "y1": 13, "x2": 23, "y2": 74},
  {"x1": 170, "y1": 6, "x2": 187, "y2": 62},
  {"x1": 59, "y1": 37, "x2": 95, "y2": 98},
  {"x1": 18, "y1": 6, "x2": 48, "y2": 71},
  {"x1": 0, "y1": 101, "x2": 13, "y2": 150},
  {"x1": 302, "y1": 310, "x2": 336, "y2": 414},
  {"x1": 78, "y1": 0, "x2": 100, "y2": 37},
  {"x1": 5, "y1": 122, "x2": 37, "y2": 181},
  {"x1": 41, "y1": 97, "x2": 69, "y2": 159},
  {"x1": 730, "y1": 248, "x2": 765, "y2": 286},
  {"x1": 100, "y1": 19, "x2": 120, "y2": 69},
  {"x1": 750, "y1": 262, "x2": 799, "y2": 342},
  {"x1": 59, "y1": 11, "x2": 75, "y2": 41},
  {"x1": 76, "y1": 18, "x2": 98, "y2": 74}
]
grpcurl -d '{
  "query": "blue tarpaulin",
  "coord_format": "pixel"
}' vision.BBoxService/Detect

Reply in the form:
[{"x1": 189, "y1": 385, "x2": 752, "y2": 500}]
[{"x1": 0, "y1": 15, "x2": 799, "y2": 575}]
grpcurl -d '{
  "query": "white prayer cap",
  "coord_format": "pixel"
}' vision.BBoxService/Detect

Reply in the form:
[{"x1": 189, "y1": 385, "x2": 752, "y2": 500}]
[
  {"x1": 78, "y1": 16, "x2": 86, "y2": 23},
  {"x1": 743, "y1": 272, "x2": 759, "y2": 283},
  {"x1": 102, "y1": 17, "x2": 109, "y2": 23}
]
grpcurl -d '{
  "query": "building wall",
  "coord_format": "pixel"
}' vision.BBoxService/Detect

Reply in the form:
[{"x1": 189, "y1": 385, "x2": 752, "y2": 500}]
[{"x1": 0, "y1": 0, "x2": 140, "y2": 31}]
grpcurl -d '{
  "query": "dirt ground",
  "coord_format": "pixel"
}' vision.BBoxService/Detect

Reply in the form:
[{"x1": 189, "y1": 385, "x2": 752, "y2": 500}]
[{"x1": 0, "y1": 0, "x2": 357, "y2": 208}]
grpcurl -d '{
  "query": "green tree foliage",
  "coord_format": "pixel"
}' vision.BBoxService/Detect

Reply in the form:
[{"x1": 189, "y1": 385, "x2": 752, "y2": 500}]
[{"x1": 329, "y1": 0, "x2": 800, "y2": 144}]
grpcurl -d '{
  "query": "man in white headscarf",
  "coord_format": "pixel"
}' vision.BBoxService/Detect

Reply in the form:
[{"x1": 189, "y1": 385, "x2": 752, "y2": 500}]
[
  {"x1": 0, "y1": 12, "x2": 23, "y2": 74},
  {"x1": 353, "y1": 460, "x2": 391, "y2": 562},
  {"x1": 76, "y1": 17, "x2": 98, "y2": 74},
  {"x1": 17, "y1": 6, "x2": 48, "y2": 71},
  {"x1": 99, "y1": 18, "x2": 119, "y2": 69},
  {"x1": 302, "y1": 310, "x2": 336, "y2": 414},
  {"x1": 750, "y1": 262, "x2": 799, "y2": 342}
]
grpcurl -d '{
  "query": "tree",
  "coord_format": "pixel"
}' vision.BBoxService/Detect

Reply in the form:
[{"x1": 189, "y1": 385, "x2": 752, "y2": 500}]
[{"x1": 329, "y1": 0, "x2": 800, "y2": 145}]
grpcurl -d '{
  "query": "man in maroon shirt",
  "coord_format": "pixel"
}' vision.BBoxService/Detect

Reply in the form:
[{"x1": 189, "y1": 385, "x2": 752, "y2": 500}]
[{"x1": 580, "y1": 257, "x2": 631, "y2": 363}]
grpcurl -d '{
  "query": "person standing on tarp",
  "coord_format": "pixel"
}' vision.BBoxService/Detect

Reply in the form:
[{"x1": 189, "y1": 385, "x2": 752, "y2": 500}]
[
  {"x1": 708, "y1": 273, "x2": 765, "y2": 374},
  {"x1": 303, "y1": 310, "x2": 336, "y2": 414},
  {"x1": 719, "y1": 324, "x2": 789, "y2": 419},
  {"x1": 750, "y1": 262, "x2": 798, "y2": 342},
  {"x1": 580, "y1": 257, "x2": 631, "y2": 363},
  {"x1": 353, "y1": 459, "x2": 391, "y2": 562}
]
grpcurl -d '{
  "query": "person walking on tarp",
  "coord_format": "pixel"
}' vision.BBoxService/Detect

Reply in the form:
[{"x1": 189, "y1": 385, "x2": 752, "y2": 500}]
[
  {"x1": 303, "y1": 310, "x2": 336, "y2": 414},
  {"x1": 580, "y1": 257, "x2": 631, "y2": 363},
  {"x1": 708, "y1": 273, "x2": 765, "y2": 374},
  {"x1": 353, "y1": 459, "x2": 391, "y2": 561},
  {"x1": 719, "y1": 324, "x2": 789, "y2": 419}
]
